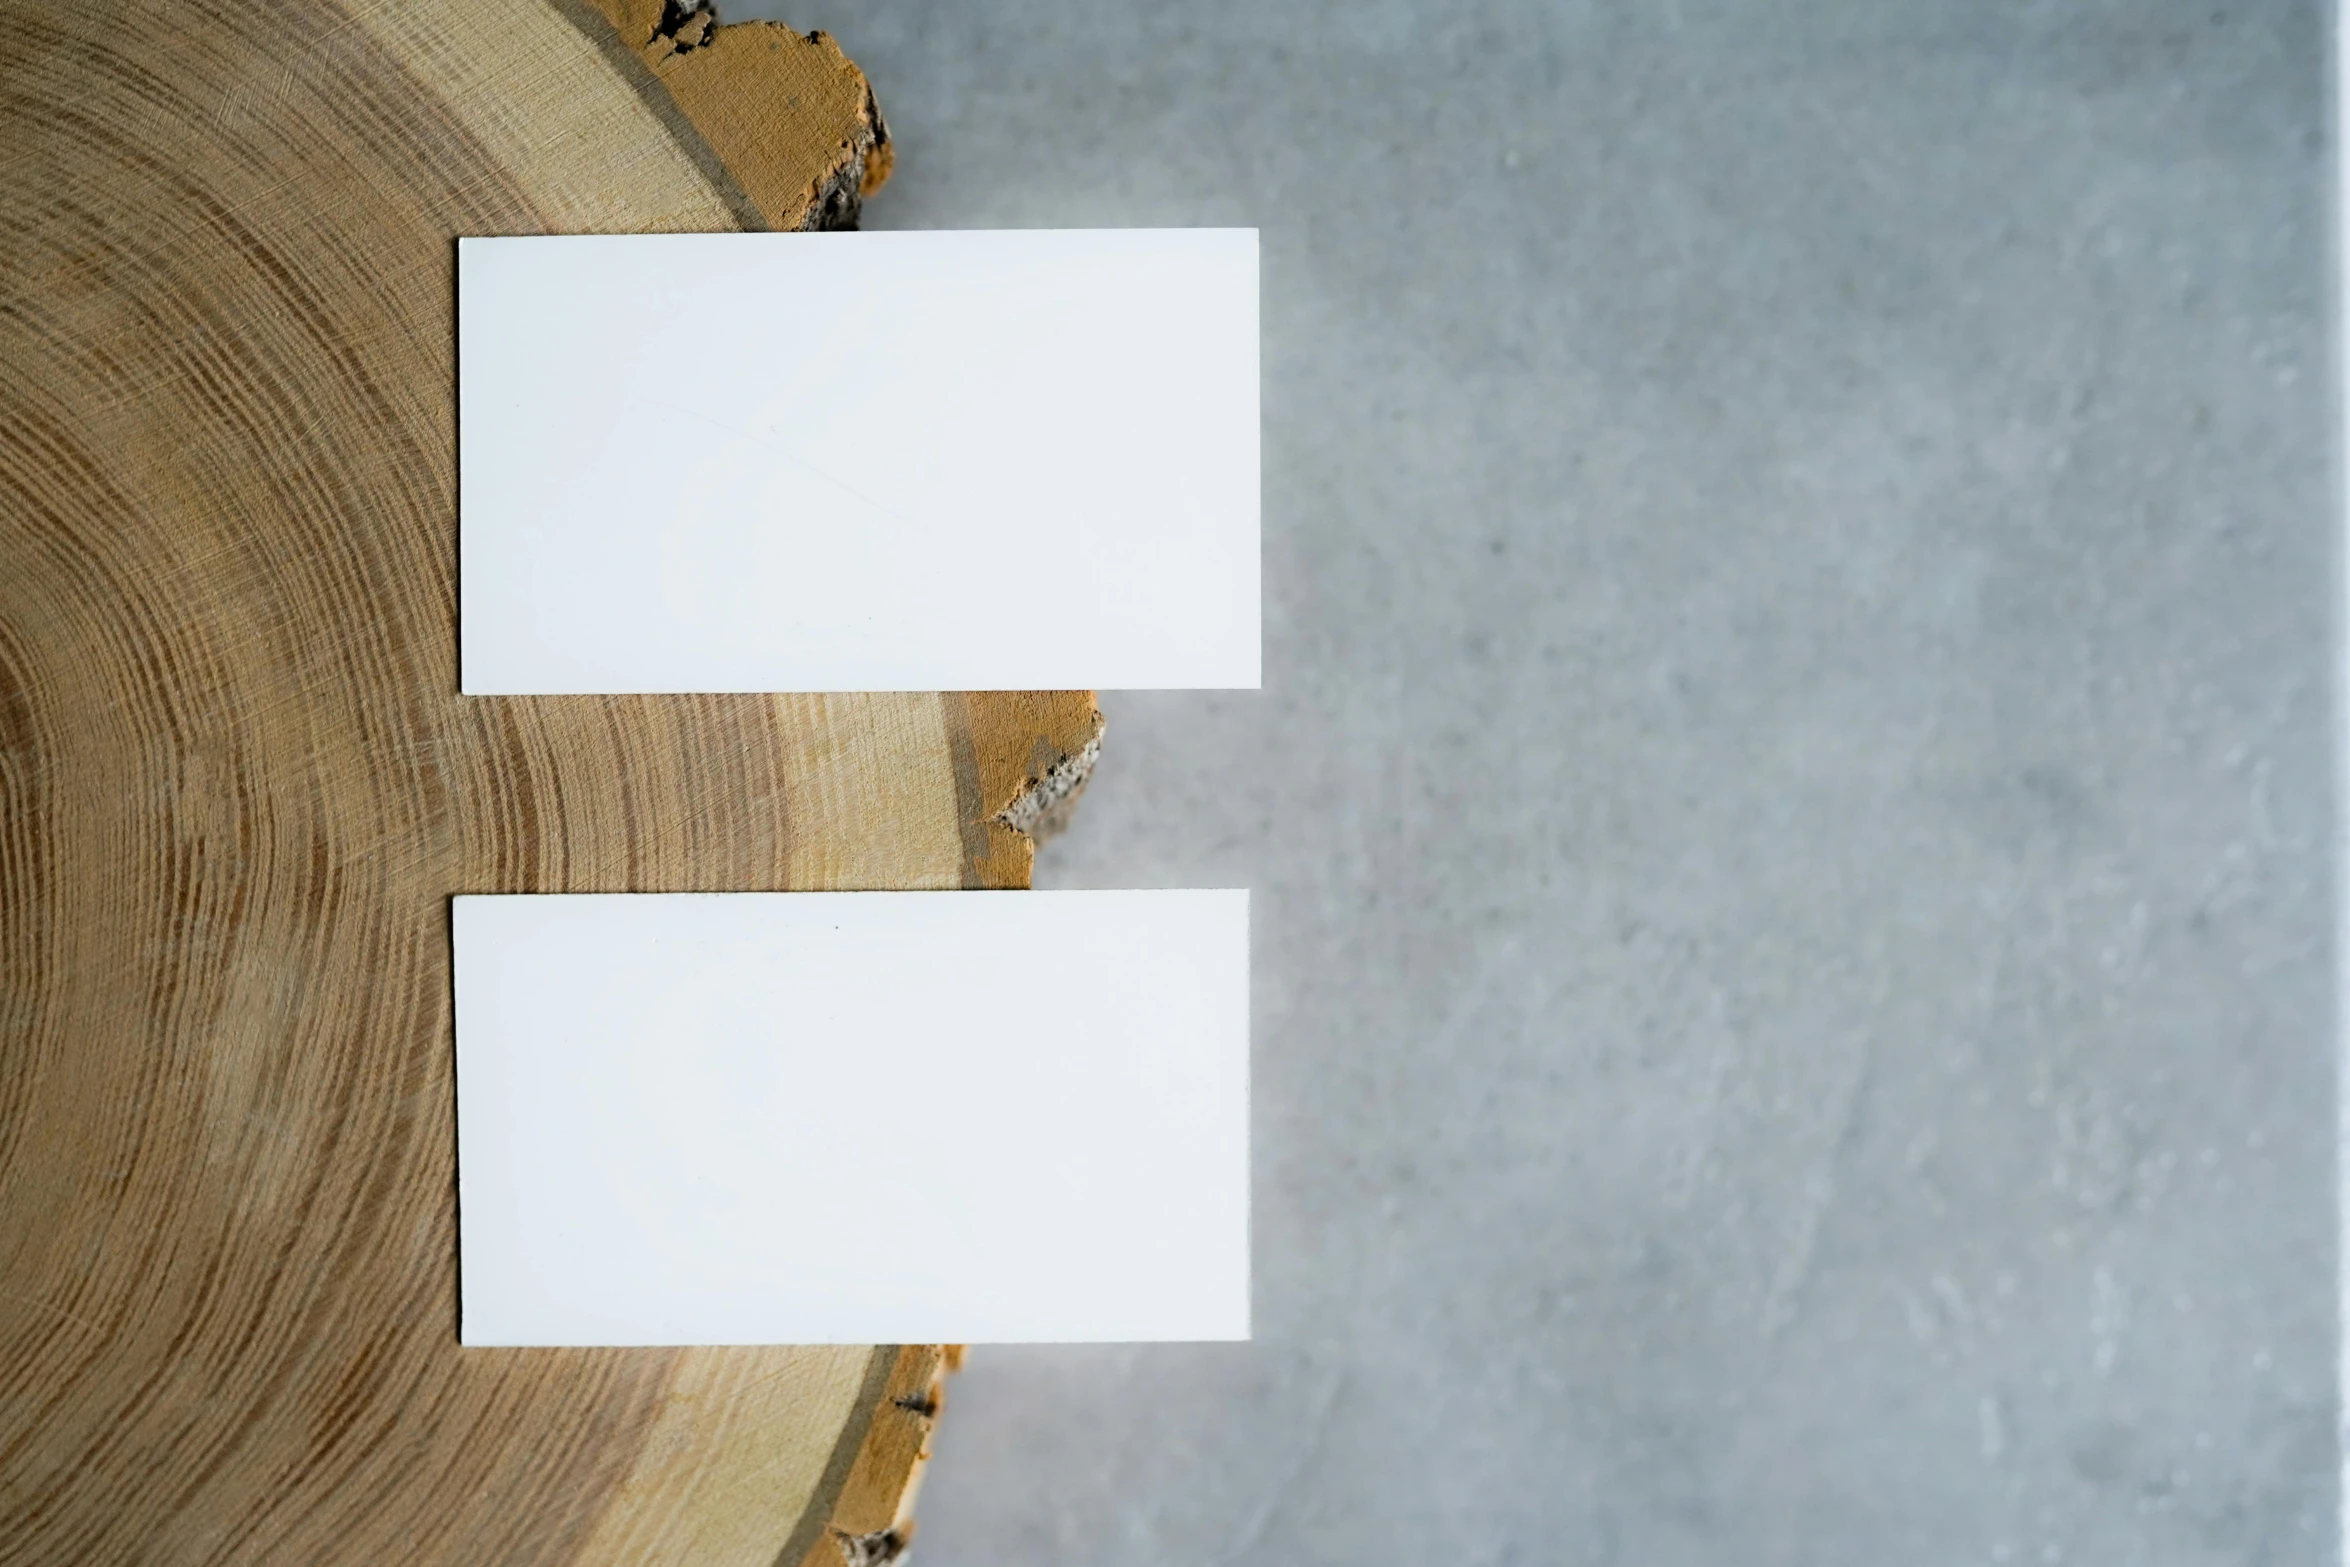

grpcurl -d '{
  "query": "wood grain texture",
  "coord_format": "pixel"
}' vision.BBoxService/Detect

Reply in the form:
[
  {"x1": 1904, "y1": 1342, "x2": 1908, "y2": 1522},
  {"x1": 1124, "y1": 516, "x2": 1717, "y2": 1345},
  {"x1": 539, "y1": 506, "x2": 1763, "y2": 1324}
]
[{"x1": 0, "y1": 2, "x2": 1097, "y2": 1561}]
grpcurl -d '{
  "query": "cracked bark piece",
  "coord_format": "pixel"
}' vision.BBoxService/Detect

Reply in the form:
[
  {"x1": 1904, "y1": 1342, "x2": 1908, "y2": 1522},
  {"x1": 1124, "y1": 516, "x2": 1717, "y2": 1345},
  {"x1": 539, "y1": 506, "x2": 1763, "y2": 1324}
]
[{"x1": 0, "y1": 2, "x2": 1095, "y2": 1563}]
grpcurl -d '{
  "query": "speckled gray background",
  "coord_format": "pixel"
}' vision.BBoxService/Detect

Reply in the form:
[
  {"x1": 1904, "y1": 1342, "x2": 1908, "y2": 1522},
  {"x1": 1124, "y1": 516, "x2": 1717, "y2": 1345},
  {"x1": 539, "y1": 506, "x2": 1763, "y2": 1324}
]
[{"x1": 734, "y1": 3, "x2": 2336, "y2": 1561}]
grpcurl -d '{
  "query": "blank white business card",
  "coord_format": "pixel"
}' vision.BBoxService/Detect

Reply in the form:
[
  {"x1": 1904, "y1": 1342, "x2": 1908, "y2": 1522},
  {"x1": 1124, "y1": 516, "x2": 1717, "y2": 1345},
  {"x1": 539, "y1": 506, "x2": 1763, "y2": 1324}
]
[
  {"x1": 454, "y1": 890, "x2": 1249, "y2": 1346},
  {"x1": 458, "y1": 230, "x2": 1260, "y2": 693}
]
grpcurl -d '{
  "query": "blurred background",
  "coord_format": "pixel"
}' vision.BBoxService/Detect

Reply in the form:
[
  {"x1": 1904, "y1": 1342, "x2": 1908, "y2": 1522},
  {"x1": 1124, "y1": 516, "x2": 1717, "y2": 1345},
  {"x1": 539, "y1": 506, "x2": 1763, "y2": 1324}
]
[{"x1": 737, "y1": 3, "x2": 2333, "y2": 1561}]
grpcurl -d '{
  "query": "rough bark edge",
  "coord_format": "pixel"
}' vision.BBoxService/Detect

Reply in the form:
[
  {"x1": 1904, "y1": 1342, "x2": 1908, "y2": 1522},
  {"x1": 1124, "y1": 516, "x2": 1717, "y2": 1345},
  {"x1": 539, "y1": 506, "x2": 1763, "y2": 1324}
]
[
  {"x1": 994, "y1": 719, "x2": 1103, "y2": 843},
  {"x1": 578, "y1": 0, "x2": 891, "y2": 230},
  {"x1": 945, "y1": 693, "x2": 1108, "y2": 889},
  {"x1": 784, "y1": 1346, "x2": 960, "y2": 1567}
]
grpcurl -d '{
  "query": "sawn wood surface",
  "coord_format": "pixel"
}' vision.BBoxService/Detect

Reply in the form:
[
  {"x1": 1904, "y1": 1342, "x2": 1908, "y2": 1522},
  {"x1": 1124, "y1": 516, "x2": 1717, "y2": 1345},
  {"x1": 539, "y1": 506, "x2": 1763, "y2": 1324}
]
[{"x1": 0, "y1": 2, "x2": 1100, "y2": 1561}]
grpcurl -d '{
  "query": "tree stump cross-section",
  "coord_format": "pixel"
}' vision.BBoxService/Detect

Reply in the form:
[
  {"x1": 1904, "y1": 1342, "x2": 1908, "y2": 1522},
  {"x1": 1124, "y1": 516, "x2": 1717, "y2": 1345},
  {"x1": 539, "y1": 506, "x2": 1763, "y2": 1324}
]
[{"x1": 0, "y1": 2, "x2": 1099, "y2": 1562}]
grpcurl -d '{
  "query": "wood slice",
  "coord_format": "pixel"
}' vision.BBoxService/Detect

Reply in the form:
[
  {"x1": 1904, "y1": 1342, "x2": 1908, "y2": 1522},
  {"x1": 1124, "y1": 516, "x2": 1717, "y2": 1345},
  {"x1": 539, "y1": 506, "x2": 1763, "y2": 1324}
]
[{"x1": 0, "y1": 3, "x2": 1099, "y2": 1562}]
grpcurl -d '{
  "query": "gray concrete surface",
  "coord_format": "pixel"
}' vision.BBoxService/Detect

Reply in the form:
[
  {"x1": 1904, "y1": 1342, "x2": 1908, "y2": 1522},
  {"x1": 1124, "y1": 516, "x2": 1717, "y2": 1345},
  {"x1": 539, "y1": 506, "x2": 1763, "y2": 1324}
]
[{"x1": 738, "y1": 2, "x2": 2336, "y2": 1560}]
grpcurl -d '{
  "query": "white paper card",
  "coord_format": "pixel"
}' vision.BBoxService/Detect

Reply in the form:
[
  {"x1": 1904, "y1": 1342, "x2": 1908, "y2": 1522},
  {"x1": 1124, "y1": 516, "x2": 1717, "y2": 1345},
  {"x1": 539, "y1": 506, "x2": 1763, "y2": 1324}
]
[
  {"x1": 458, "y1": 230, "x2": 1260, "y2": 693},
  {"x1": 454, "y1": 890, "x2": 1250, "y2": 1345}
]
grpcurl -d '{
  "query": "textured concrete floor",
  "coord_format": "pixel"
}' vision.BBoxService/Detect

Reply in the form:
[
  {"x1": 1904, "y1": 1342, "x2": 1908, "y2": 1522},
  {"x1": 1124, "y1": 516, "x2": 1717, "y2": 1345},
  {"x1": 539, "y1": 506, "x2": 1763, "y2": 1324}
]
[{"x1": 737, "y1": 2, "x2": 2335, "y2": 1561}]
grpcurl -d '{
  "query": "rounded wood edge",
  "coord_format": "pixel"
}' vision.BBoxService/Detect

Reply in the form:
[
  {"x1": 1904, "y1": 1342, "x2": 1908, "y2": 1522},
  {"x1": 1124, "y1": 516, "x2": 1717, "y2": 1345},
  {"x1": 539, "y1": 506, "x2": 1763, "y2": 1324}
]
[
  {"x1": 789, "y1": 1346, "x2": 956, "y2": 1567},
  {"x1": 948, "y1": 693, "x2": 1109, "y2": 890},
  {"x1": 579, "y1": 0, "x2": 892, "y2": 229}
]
